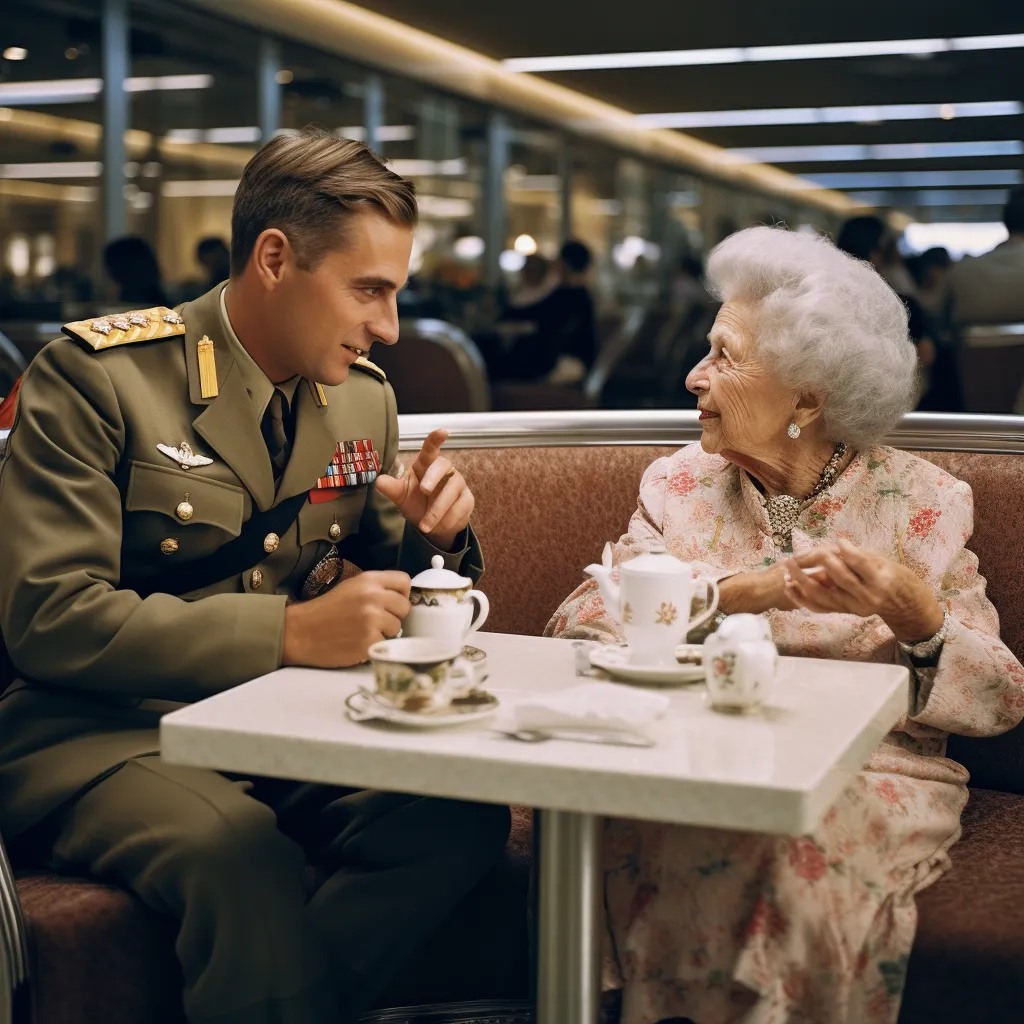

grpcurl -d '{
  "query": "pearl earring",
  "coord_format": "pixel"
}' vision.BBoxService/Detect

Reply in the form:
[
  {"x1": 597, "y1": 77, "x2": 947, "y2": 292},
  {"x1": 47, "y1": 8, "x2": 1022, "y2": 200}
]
[{"x1": 787, "y1": 422, "x2": 801, "y2": 439}]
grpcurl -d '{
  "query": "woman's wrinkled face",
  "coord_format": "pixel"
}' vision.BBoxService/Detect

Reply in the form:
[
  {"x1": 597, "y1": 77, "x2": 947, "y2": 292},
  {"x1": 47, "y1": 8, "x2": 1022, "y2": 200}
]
[{"x1": 685, "y1": 301, "x2": 796, "y2": 459}]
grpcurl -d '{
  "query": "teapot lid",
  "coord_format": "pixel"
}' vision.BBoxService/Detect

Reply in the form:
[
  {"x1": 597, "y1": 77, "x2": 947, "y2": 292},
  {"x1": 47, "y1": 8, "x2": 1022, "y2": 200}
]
[
  {"x1": 622, "y1": 542, "x2": 689, "y2": 576},
  {"x1": 410, "y1": 555, "x2": 471, "y2": 590}
]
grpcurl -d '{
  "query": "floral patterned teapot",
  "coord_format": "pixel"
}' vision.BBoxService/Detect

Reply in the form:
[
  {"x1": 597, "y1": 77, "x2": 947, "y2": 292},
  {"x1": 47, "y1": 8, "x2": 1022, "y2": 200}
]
[
  {"x1": 403, "y1": 556, "x2": 489, "y2": 647},
  {"x1": 703, "y1": 613, "x2": 778, "y2": 712},
  {"x1": 585, "y1": 541, "x2": 720, "y2": 665}
]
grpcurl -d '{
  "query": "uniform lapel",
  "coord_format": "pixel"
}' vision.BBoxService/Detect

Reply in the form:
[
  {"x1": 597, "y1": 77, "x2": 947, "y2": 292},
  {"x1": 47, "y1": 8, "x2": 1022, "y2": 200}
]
[
  {"x1": 275, "y1": 381, "x2": 338, "y2": 503},
  {"x1": 184, "y1": 286, "x2": 276, "y2": 512}
]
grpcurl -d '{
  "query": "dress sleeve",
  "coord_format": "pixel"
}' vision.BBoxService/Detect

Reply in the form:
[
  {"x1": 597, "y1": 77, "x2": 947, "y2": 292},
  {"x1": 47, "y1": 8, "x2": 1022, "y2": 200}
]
[{"x1": 905, "y1": 480, "x2": 1024, "y2": 737}]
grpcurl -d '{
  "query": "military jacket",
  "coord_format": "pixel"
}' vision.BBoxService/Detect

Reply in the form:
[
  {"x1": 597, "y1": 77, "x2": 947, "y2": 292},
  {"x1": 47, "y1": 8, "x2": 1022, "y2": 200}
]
[{"x1": 0, "y1": 284, "x2": 482, "y2": 835}]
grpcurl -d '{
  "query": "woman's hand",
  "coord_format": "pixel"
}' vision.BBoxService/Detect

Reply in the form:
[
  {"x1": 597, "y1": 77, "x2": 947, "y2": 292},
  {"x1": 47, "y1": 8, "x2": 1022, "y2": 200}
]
[
  {"x1": 783, "y1": 540, "x2": 944, "y2": 643},
  {"x1": 719, "y1": 554, "x2": 828, "y2": 616}
]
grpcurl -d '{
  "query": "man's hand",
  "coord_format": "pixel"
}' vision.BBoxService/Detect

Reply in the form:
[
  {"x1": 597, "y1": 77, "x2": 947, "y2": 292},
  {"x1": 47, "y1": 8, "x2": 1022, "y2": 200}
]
[
  {"x1": 375, "y1": 428, "x2": 474, "y2": 551},
  {"x1": 282, "y1": 571, "x2": 411, "y2": 668}
]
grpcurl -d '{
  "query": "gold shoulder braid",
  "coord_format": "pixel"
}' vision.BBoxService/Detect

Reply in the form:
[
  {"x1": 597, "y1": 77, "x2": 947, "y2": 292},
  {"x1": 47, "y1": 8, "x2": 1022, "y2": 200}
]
[
  {"x1": 196, "y1": 335, "x2": 218, "y2": 399},
  {"x1": 764, "y1": 442, "x2": 848, "y2": 550},
  {"x1": 352, "y1": 356, "x2": 386, "y2": 382},
  {"x1": 307, "y1": 380, "x2": 329, "y2": 407},
  {"x1": 63, "y1": 307, "x2": 185, "y2": 351}
]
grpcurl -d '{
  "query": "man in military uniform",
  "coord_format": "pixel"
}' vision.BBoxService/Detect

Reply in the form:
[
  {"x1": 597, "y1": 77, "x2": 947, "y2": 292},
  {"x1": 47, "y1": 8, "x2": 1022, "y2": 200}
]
[{"x1": 0, "y1": 128, "x2": 510, "y2": 1023}]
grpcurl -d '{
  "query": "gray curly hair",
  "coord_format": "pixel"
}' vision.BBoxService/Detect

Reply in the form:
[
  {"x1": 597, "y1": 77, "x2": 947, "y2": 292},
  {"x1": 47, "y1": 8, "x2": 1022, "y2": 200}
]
[{"x1": 705, "y1": 226, "x2": 918, "y2": 449}]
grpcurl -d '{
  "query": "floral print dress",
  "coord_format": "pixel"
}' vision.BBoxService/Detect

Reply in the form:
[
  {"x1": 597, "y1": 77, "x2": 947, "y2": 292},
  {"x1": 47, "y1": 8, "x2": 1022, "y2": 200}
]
[{"x1": 547, "y1": 444, "x2": 1024, "y2": 1024}]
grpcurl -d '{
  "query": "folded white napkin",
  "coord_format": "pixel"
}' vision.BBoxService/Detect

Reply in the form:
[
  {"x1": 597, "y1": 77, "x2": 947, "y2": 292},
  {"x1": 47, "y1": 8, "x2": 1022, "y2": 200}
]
[{"x1": 513, "y1": 682, "x2": 670, "y2": 735}]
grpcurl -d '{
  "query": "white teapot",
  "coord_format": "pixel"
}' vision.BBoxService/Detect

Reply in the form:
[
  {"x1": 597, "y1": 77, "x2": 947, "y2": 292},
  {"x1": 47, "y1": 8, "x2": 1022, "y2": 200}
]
[
  {"x1": 585, "y1": 541, "x2": 720, "y2": 665},
  {"x1": 403, "y1": 556, "x2": 489, "y2": 648},
  {"x1": 703, "y1": 613, "x2": 778, "y2": 712}
]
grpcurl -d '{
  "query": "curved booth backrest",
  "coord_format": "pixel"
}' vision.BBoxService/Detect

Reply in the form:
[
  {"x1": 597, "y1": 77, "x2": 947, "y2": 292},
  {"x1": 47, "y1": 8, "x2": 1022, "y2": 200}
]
[
  {"x1": 371, "y1": 319, "x2": 491, "y2": 414},
  {"x1": 959, "y1": 324, "x2": 1024, "y2": 413}
]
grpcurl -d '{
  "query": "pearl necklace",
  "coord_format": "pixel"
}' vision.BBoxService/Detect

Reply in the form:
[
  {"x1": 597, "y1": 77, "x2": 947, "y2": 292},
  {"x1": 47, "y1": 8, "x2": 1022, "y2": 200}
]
[{"x1": 763, "y1": 442, "x2": 848, "y2": 550}]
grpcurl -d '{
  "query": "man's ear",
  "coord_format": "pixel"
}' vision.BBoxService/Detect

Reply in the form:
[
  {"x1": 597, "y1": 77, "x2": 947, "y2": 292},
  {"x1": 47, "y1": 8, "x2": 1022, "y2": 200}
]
[{"x1": 250, "y1": 228, "x2": 294, "y2": 291}]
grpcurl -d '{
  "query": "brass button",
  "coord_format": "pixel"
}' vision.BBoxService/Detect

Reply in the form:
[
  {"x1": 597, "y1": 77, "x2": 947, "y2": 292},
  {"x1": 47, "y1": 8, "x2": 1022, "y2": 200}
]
[
  {"x1": 176, "y1": 494, "x2": 194, "y2": 521},
  {"x1": 250, "y1": 569, "x2": 263, "y2": 589},
  {"x1": 263, "y1": 532, "x2": 280, "y2": 554},
  {"x1": 328, "y1": 522, "x2": 342, "y2": 541},
  {"x1": 160, "y1": 537, "x2": 179, "y2": 555}
]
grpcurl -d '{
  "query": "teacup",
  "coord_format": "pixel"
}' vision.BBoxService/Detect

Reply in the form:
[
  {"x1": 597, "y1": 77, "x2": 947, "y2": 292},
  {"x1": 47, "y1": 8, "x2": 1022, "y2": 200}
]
[{"x1": 367, "y1": 637, "x2": 474, "y2": 713}]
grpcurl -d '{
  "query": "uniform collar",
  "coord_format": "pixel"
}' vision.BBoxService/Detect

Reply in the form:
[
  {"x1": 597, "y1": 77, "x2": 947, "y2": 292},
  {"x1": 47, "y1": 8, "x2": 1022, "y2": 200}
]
[
  {"x1": 218, "y1": 282, "x2": 299, "y2": 419},
  {"x1": 180, "y1": 282, "x2": 337, "y2": 512}
]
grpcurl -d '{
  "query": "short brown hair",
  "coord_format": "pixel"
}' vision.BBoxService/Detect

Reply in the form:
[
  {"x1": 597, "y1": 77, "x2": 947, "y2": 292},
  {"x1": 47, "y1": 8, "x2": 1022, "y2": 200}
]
[{"x1": 230, "y1": 126, "x2": 417, "y2": 275}]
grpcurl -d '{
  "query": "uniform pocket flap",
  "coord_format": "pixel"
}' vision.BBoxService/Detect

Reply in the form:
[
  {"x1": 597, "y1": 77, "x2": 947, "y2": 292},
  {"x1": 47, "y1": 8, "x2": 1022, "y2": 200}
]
[
  {"x1": 298, "y1": 489, "x2": 366, "y2": 545},
  {"x1": 126, "y1": 461, "x2": 245, "y2": 535}
]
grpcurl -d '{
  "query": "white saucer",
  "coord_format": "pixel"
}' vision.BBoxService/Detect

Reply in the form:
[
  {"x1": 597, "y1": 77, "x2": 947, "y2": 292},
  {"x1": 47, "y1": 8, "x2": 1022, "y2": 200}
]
[
  {"x1": 590, "y1": 645, "x2": 706, "y2": 686},
  {"x1": 346, "y1": 688, "x2": 499, "y2": 728}
]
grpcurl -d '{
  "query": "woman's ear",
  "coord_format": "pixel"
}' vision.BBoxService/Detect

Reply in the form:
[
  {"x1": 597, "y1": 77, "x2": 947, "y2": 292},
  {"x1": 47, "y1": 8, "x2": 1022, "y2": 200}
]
[{"x1": 793, "y1": 390, "x2": 827, "y2": 429}]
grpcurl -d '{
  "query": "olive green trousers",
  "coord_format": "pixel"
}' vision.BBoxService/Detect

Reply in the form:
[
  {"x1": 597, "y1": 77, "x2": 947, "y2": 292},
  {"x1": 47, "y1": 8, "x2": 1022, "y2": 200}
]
[{"x1": 44, "y1": 755, "x2": 511, "y2": 1023}]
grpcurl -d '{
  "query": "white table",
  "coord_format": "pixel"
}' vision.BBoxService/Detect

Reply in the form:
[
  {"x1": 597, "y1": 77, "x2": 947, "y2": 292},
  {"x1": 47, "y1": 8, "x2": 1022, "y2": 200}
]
[{"x1": 160, "y1": 632, "x2": 908, "y2": 1024}]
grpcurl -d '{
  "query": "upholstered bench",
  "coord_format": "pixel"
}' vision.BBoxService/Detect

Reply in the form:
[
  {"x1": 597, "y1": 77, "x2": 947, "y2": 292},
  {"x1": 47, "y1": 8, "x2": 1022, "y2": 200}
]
[{"x1": 6, "y1": 422, "x2": 1024, "y2": 1024}]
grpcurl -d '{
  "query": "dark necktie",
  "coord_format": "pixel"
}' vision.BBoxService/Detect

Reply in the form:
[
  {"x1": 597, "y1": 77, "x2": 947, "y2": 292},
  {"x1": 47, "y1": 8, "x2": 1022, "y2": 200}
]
[{"x1": 261, "y1": 388, "x2": 291, "y2": 482}]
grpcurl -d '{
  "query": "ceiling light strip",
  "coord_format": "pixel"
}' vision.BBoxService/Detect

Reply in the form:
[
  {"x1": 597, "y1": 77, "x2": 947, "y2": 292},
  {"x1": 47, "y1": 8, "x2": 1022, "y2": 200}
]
[
  {"x1": 637, "y1": 101, "x2": 1022, "y2": 129},
  {"x1": 182, "y1": 0, "x2": 860, "y2": 214},
  {"x1": 802, "y1": 170, "x2": 1024, "y2": 189},
  {"x1": 503, "y1": 33, "x2": 1024, "y2": 73},
  {"x1": 728, "y1": 141, "x2": 1024, "y2": 163},
  {"x1": 853, "y1": 189, "x2": 1012, "y2": 206}
]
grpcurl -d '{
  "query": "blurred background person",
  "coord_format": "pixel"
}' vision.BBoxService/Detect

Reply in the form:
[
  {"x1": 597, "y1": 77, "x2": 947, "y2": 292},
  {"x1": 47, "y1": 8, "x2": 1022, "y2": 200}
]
[
  {"x1": 907, "y1": 247, "x2": 954, "y2": 334},
  {"x1": 196, "y1": 237, "x2": 231, "y2": 292},
  {"x1": 836, "y1": 216, "x2": 963, "y2": 411},
  {"x1": 951, "y1": 187, "x2": 1024, "y2": 326},
  {"x1": 102, "y1": 236, "x2": 168, "y2": 307},
  {"x1": 479, "y1": 239, "x2": 598, "y2": 385},
  {"x1": 178, "y1": 238, "x2": 232, "y2": 301},
  {"x1": 505, "y1": 253, "x2": 553, "y2": 309}
]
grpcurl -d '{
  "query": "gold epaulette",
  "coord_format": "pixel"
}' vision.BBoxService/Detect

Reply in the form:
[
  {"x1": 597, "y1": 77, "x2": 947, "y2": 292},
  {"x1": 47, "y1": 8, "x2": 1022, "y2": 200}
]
[
  {"x1": 352, "y1": 356, "x2": 386, "y2": 382},
  {"x1": 62, "y1": 307, "x2": 186, "y2": 352}
]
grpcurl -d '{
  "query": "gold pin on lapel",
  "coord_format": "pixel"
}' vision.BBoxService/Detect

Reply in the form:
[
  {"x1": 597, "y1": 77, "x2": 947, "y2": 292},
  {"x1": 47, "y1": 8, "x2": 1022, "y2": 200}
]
[
  {"x1": 307, "y1": 380, "x2": 328, "y2": 407},
  {"x1": 197, "y1": 335, "x2": 219, "y2": 399}
]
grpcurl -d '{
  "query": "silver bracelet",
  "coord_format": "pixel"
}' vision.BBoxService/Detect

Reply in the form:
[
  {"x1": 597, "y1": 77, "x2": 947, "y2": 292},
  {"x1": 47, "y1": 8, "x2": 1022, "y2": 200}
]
[{"x1": 898, "y1": 611, "x2": 951, "y2": 662}]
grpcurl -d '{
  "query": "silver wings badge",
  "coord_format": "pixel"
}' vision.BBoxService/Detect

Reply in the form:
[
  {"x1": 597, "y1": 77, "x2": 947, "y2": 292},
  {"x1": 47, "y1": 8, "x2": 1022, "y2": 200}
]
[{"x1": 157, "y1": 441, "x2": 214, "y2": 470}]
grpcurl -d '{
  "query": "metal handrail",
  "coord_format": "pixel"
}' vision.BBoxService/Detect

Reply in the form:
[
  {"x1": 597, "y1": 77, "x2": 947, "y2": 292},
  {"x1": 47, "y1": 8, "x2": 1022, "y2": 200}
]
[
  {"x1": 5, "y1": 413, "x2": 1024, "y2": 465},
  {"x1": 396, "y1": 410, "x2": 1024, "y2": 454}
]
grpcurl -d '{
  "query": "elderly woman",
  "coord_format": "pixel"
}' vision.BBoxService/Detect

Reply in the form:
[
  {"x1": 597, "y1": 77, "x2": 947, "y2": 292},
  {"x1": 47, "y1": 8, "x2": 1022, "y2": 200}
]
[{"x1": 548, "y1": 226, "x2": 1024, "y2": 1024}]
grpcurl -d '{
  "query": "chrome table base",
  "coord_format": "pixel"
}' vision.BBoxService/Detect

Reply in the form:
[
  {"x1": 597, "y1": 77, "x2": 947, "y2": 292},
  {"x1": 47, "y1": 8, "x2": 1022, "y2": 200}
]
[{"x1": 535, "y1": 810, "x2": 602, "y2": 1024}]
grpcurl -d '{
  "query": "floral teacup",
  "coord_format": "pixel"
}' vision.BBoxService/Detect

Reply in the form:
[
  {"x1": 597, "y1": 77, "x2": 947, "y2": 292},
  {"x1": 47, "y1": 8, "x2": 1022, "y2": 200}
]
[{"x1": 368, "y1": 638, "x2": 474, "y2": 713}]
